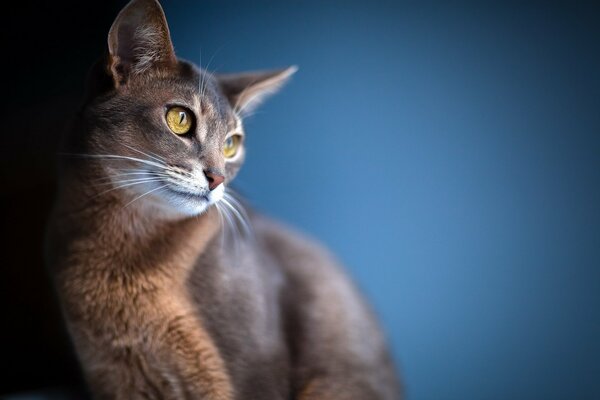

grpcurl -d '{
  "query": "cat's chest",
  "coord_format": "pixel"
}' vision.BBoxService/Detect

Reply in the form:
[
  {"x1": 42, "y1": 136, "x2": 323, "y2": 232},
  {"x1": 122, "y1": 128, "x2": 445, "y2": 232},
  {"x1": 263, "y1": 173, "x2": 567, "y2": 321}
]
[
  {"x1": 187, "y1": 245, "x2": 290, "y2": 392},
  {"x1": 190, "y1": 245, "x2": 285, "y2": 346}
]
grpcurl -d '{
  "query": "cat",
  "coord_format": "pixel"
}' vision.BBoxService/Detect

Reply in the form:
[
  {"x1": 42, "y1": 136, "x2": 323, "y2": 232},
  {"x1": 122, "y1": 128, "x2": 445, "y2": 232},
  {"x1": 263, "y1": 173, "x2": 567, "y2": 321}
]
[{"x1": 45, "y1": 0, "x2": 402, "y2": 399}]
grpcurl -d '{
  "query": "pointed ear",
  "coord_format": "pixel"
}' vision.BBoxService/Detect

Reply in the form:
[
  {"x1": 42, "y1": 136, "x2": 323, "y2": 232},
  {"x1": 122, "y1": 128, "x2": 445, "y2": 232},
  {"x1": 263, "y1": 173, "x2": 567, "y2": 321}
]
[
  {"x1": 218, "y1": 66, "x2": 298, "y2": 116},
  {"x1": 107, "y1": 0, "x2": 177, "y2": 86}
]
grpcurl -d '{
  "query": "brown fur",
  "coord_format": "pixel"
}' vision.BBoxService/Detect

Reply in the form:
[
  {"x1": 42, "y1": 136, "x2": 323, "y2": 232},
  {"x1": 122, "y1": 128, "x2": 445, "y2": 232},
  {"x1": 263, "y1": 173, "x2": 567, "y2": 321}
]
[{"x1": 46, "y1": 0, "x2": 402, "y2": 398}]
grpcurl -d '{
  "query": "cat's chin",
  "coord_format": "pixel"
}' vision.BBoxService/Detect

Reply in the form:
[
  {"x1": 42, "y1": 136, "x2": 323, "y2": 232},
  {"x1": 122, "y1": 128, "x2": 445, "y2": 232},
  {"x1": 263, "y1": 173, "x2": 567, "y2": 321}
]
[
  {"x1": 144, "y1": 196, "x2": 213, "y2": 219},
  {"x1": 157, "y1": 185, "x2": 225, "y2": 217},
  {"x1": 123, "y1": 182, "x2": 224, "y2": 219}
]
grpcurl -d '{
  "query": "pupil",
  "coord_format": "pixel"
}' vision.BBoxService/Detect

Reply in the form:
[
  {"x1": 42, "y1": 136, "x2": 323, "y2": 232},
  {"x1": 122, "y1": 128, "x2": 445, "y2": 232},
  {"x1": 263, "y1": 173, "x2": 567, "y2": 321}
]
[{"x1": 179, "y1": 112, "x2": 186, "y2": 124}]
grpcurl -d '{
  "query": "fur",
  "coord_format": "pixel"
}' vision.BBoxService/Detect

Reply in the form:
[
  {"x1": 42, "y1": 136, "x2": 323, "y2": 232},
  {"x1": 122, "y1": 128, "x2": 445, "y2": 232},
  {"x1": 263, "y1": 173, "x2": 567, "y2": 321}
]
[{"x1": 46, "y1": 0, "x2": 402, "y2": 398}]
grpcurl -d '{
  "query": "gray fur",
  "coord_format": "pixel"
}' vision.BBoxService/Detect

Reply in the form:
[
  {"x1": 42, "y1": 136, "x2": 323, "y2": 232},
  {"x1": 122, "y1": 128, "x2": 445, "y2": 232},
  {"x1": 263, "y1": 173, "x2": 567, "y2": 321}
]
[{"x1": 46, "y1": 0, "x2": 402, "y2": 398}]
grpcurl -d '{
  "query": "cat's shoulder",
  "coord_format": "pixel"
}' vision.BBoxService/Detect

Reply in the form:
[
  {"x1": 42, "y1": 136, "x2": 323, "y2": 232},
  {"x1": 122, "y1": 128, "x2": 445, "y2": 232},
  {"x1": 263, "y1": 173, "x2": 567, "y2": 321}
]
[
  {"x1": 251, "y1": 213, "x2": 332, "y2": 261},
  {"x1": 249, "y1": 212, "x2": 351, "y2": 283}
]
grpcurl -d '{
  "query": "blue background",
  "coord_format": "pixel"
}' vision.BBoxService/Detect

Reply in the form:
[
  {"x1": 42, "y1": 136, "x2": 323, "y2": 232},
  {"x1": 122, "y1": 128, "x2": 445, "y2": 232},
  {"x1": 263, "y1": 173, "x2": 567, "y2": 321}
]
[{"x1": 164, "y1": 2, "x2": 599, "y2": 399}]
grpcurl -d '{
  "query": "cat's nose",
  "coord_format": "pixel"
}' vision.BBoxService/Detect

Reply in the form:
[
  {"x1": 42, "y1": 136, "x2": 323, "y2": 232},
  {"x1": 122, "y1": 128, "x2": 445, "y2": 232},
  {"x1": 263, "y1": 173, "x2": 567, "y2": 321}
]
[{"x1": 204, "y1": 170, "x2": 225, "y2": 191}]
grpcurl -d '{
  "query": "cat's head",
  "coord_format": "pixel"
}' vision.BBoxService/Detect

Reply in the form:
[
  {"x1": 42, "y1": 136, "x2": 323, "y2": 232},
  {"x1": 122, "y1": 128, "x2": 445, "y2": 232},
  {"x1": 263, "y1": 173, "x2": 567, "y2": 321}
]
[{"x1": 75, "y1": 0, "x2": 295, "y2": 216}]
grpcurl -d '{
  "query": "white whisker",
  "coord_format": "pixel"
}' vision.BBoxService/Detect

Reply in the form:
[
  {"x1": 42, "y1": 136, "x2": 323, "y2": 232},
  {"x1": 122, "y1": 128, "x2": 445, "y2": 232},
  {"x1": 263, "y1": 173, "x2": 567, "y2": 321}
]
[
  {"x1": 164, "y1": 171, "x2": 198, "y2": 187},
  {"x1": 218, "y1": 200, "x2": 241, "y2": 256},
  {"x1": 123, "y1": 184, "x2": 169, "y2": 208},
  {"x1": 198, "y1": 49, "x2": 204, "y2": 97},
  {"x1": 93, "y1": 171, "x2": 161, "y2": 183},
  {"x1": 223, "y1": 192, "x2": 252, "y2": 227},
  {"x1": 220, "y1": 198, "x2": 251, "y2": 237},
  {"x1": 199, "y1": 46, "x2": 220, "y2": 100},
  {"x1": 120, "y1": 143, "x2": 167, "y2": 164},
  {"x1": 63, "y1": 153, "x2": 167, "y2": 170},
  {"x1": 97, "y1": 177, "x2": 164, "y2": 187},
  {"x1": 215, "y1": 203, "x2": 225, "y2": 246},
  {"x1": 93, "y1": 178, "x2": 164, "y2": 199}
]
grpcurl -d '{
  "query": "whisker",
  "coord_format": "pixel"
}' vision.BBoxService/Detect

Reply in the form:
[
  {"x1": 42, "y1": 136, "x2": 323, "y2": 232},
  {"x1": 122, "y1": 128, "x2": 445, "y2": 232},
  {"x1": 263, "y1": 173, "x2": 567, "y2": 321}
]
[
  {"x1": 93, "y1": 178, "x2": 164, "y2": 199},
  {"x1": 123, "y1": 184, "x2": 169, "y2": 208},
  {"x1": 215, "y1": 203, "x2": 227, "y2": 249},
  {"x1": 163, "y1": 171, "x2": 198, "y2": 187},
  {"x1": 198, "y1": 48, "x2": 204, "y2": 97},
  {"x1": 223, "y1": 191, "x2": 252, "y2": 227},
  {"x1": 92, "y1": 170, "x2": 175, "y2": 185},
  {"x1": 95, "y1": 177, "x2": 165, "y2": 187},
  {"x1": 120, "y1": 143, "x2": 167, "y2": 164},
  {"x1": 217, "y1": 200, "x2": 239, "y2": 254},
  {"x1": 93, "y1": 171, "x2": 159, "y2": 182},
  {"x1": 61, "y1": 153, "x2": 199, "y2": 190},
  {"x1": 223, "y1": 191, "x2": 253, "y2": 236},
  {"x1": 199, "y1": 46, "x2": 221, "y2": 100},
  {"x1": 61, "y1": 153, "x2": 167, "y2": 170},
  {"x1": 220, "y1": 197, "x2": 252, "y2": 238},
  {"x1": 109, "y1": 168, "x2": 158, "y2": 175},
  {"x1": 225, "y1": 202, "x2": 245, "y2": 258},
  {"x1": 201, "y1": 69, "x2": 216, "y2": 101}
]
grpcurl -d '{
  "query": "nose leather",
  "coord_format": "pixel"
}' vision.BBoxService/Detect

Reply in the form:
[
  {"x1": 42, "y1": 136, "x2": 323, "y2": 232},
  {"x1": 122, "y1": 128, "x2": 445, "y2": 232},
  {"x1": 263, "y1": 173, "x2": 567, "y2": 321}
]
[{"x1": 204, "y1": 170, "x2": 225, "y2": 191}]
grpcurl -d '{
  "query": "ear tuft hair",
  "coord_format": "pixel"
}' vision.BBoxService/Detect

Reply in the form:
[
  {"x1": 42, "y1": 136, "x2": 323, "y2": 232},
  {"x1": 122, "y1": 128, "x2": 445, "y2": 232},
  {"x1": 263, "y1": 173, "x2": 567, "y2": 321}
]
[{"x1": 218, "y1": 66, "x2": 298, "y2": 117}]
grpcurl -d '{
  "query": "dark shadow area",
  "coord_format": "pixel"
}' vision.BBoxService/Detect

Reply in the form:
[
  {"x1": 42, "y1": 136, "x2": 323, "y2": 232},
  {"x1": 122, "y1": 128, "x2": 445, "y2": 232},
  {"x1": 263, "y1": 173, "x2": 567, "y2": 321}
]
[{"x1": 1, "y1": 1, "x2": 125, "y2": 395}]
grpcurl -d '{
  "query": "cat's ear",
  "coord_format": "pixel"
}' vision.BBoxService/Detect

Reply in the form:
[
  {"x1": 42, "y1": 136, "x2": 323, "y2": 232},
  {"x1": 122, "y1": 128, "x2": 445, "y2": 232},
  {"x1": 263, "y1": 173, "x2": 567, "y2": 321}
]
[
  {"x1": 218, "y1": 66, "x2": 298, "y2": 116},
  {"x1": 107, "y1": 0, "x2": 177, "y2": 87}
]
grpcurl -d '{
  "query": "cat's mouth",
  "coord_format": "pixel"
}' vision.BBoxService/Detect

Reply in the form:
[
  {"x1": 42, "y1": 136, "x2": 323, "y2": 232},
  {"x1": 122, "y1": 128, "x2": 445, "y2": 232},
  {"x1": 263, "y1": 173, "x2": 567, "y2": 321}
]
[
  {"x1": 116, "y1": 168, "x2": 224, "y2": 216},
  {"x1": 165, "y1": 185, "x2": 210, "y2": 203},
  {"x1": 145, "y1": 169, "x2": 214, "y2": 203},
  {"x1": 158, "y1": 179, "x2": 225, "y2": 216}
]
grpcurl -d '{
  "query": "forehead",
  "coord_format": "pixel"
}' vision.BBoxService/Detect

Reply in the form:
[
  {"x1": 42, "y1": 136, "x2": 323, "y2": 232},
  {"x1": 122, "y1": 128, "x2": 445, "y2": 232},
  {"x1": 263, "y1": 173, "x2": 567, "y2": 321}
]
[{"x1": 133, "y1": 62, "x2": 237, "y2": 131}]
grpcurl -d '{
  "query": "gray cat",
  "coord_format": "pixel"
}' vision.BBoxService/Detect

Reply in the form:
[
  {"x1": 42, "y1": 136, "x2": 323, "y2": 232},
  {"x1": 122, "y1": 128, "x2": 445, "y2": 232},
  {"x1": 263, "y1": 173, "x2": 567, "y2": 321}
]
[{"x1": 45, "y1": 0, "x2": 402, "y2": 398}]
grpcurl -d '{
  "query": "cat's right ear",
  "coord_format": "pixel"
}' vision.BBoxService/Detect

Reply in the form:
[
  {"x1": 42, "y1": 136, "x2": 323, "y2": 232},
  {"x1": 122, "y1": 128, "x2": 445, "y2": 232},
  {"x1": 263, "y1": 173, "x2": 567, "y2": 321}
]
[{"x1": 107, "y1": 0, "x2": 176, "y2": 87}]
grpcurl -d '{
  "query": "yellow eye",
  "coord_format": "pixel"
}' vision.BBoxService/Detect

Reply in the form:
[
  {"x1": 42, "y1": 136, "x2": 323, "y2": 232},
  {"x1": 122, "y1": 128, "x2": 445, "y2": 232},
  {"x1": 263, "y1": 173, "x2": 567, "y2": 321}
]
[
  {"x1": 166, "y1": 106, "x2": 192, "y2": 135},
  {"x1": 223, "y1": 135, "x2": 242, "y2": 158}
]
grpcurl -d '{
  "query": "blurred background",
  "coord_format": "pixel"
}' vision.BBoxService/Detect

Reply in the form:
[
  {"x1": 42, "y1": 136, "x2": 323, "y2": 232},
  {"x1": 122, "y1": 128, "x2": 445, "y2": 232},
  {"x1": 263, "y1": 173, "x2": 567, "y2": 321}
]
[{"x1": 2, "y1": 1, "x2": 599, "y2": 399}]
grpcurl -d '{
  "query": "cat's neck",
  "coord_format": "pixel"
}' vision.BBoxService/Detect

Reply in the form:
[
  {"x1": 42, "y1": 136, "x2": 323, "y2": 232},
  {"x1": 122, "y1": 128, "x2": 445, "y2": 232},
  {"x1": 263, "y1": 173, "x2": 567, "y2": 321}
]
[{"x1": 51, "y1": 167, "x2": 220, "y2": 279}]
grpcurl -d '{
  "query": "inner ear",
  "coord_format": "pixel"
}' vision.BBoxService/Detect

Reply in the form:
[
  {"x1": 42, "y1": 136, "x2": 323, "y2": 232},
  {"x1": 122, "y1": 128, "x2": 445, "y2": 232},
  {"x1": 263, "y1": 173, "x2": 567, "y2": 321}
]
[
  {"x1": 218, "y1": 66, "x2": 298, "y2": 116},
  {"x1": 107, "y1": 0, "x2": 177, "y2": 86}
]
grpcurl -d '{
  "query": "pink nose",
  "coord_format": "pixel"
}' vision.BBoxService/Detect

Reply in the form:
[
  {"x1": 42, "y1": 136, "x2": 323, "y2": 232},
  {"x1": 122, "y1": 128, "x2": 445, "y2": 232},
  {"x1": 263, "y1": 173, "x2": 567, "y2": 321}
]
[{"x1": 204, "y1": 170, "x2": 225, "y2": 191}]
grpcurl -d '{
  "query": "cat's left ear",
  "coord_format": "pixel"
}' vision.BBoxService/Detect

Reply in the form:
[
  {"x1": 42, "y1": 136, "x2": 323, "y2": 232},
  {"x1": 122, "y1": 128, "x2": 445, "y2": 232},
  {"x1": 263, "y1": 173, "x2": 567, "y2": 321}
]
[
  {"x1": 107, "y1": 0, "x2": 177, "y2": 87},
  {"x1": 218, "y1": 66, "x2": 298, "y2": 116}
]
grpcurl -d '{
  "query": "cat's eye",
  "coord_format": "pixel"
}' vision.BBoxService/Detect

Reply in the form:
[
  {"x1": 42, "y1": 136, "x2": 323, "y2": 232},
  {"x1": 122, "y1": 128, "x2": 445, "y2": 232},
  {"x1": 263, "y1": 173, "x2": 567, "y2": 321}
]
[
  {"x1": 223, "y1": 135, "x2": 242, "y2": 159},
  {"x1": 166, "y1": 106, "x2": 193, "y2": 135}
]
